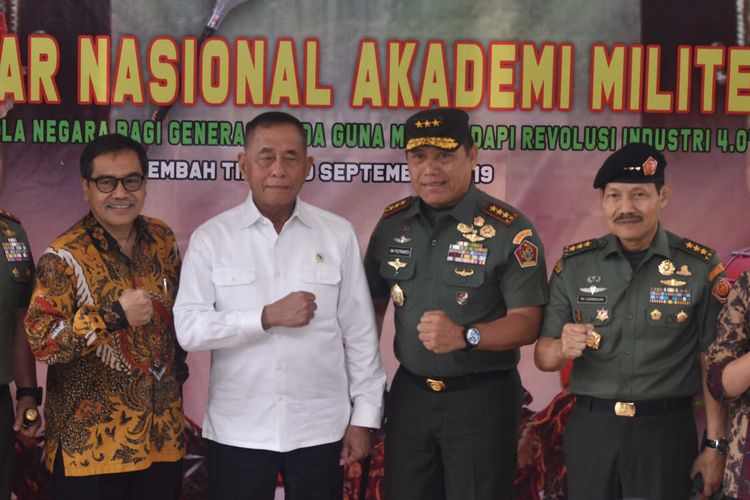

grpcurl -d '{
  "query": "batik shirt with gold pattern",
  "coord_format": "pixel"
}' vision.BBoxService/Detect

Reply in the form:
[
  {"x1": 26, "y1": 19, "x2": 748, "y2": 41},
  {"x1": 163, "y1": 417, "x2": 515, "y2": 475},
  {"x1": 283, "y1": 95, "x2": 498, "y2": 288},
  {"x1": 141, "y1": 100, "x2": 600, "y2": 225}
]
[{"x1": 25, "y1": 213, "x2": 185, "y2": 476}]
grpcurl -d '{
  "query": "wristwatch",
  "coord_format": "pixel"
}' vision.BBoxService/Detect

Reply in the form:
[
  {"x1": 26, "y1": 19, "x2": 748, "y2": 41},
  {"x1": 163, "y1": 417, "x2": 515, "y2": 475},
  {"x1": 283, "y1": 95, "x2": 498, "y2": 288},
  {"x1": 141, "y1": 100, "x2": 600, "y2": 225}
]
[
  {"x1": 703, "y1": 436, "x2": 729, "y2": 455},
  {"x1": 16, "y1": 387, "x2": 42, "y2": 406},
  {"x1": 463, "y1": 326, "x2": 481, "y2": 350}
]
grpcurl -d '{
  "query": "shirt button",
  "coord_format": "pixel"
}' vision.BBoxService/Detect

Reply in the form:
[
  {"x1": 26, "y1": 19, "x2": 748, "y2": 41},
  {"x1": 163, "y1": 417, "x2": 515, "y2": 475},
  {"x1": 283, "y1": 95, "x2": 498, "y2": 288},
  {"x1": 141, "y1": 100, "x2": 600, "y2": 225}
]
[
  {"x1": 431, "y1": 240, "x2": 438, "y2": 247},
  {"x1": 626, "y1": 312, "x2": 633, "y2": 320},
  {"x1": 624, "y1": 348, "x2": 631, "y2": 355},
  {"x1": 426, "y1": 274, "x2": 433, "y2": 280}
]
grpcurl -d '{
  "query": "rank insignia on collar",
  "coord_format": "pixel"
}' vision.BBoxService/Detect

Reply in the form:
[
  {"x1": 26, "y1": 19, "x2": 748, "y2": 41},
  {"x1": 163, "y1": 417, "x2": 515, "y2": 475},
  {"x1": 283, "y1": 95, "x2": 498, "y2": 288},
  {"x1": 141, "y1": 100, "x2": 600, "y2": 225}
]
[
  {"x1": 481, "y1": 203, "x2": 518, "y2": 226},
  {"x1": 394, "y1": 235, "x2": 412, "y2": 244},
  {"x1": 658, "y1": 260, "x2": 675, "y2": 276},
  {"x1": 387, "y1": 258, "x2": 408, "y2": 270},
  {"x1": 596, "y1": 308, "x2": 609, "y2": 322},
  {"x1": 682, "y1": 238, "x2": 715, "y2": 262},
  {"x1": 563, "y1": 239, "x2": 597, "y2": 257},
  {"x1": 382, "y1": 197, "x2": 411, "y2": 218},
  {"x1": 514, "y1": 240, "x2": 538, "y2": 268},
  {"x1": 0, "y1": 210, "x2": 20, "y2": 223}
]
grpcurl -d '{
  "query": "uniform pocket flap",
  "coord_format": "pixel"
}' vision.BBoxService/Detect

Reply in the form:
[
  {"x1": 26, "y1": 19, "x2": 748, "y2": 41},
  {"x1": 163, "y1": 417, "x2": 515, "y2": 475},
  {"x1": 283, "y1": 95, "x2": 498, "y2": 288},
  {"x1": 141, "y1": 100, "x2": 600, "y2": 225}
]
[
  {"x1": 442, "y1": 265, "x2": 486, "y2": 288},
  {"x1": 211, "y1": 267, "x2": 255, "y2": 286},
  {"x1": 301, "y1": 265, "x2": 341, "y2": 285}
]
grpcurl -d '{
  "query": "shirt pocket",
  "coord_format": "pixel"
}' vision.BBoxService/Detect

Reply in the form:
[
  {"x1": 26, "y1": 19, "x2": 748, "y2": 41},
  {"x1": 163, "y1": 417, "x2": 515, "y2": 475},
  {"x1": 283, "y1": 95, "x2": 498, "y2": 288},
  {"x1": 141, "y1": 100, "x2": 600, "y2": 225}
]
[
  {"x1": 300, "y1": 265, "x2": 341, "y2": 319},
  {"x1": 212, "y1": 267, "x2": 257, "y2": 308},
  {"x1": 379, "y1": 260, "x2": 417, "y2": 310},
  {"x1": 440, "y1": 265, "x2": 487, "y2": 316}
]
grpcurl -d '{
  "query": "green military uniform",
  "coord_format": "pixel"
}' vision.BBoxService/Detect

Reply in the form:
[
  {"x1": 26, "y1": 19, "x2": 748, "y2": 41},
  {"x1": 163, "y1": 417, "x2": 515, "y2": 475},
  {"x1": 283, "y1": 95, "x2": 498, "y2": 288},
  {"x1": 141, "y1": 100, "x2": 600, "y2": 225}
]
[
  {"x1": 365, "y1": 184, "x2": 548, "y2": 500},
  {"x1": 542, "y1": 226, "x2": 725, "y2": 400},
  {"x1": 0, "y1": 211, "x2": 34, "y2": 498},
  {"x1": 539, "y1": 141, "x2": 729, "y2": 500}
]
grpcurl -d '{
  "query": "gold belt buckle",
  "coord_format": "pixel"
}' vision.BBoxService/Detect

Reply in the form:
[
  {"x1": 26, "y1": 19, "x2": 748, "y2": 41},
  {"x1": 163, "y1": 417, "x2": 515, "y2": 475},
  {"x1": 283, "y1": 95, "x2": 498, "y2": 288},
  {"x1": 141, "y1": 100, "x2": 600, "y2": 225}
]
[
  {"x1": 426, "y1": 378, "x2": 446, "y2": 392},
  {"x1": 614, "y1": 401, "x2": 636, "y2": 417}
]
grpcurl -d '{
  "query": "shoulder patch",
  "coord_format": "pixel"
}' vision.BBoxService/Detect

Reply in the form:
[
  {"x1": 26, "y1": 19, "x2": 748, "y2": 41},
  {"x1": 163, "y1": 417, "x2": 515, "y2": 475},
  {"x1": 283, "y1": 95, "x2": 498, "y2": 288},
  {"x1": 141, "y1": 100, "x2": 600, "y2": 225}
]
[
  {"x1": 562, "y1": 239, "x2": 598, "y2": 258},
  {"x1": 707, "y1": 262, "x2": 725, "y2": 282},
  {"x1": 0, "y1": 210, "x2": 20, "y2": 224},
  {"x1": 382, "y1": 197, "x2": 411, "y2": 218},
  {"x1": 553, "y1": 259, "x2": 563, "y2": 275},
  {"x1": 679, "y1": 238, "x2": 715, "y2": 262},
  {"x1": 481, "y1": 203, "x2": 518, "y2": 226},
  {"x1": 712, "y1": 277, "x2": 731, "y2": 303}
]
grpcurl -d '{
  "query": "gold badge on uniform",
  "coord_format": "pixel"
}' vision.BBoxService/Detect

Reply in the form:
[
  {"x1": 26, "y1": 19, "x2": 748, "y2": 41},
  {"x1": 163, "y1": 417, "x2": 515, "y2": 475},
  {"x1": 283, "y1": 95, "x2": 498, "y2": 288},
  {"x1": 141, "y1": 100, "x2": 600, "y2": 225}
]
[
  {"x1": 456, "y1": 291, "x2": 469, "y2": 305},
  {"x1": 388, "y1": 258, "x2": 407, "y2": 270},
  {"x1": 391, "y1": 283, "x2": 405, "y2": 307},
  {"x1": 650, "y1": 308, "x2": 662, "y2": 320},
  {"x1": 315, "y1": 252, "x2": 324, "y2": 262},
  {"x1": 676, "y1": 265, "x2": 692, "y2": 276},
  {"x1": 658, "y1": 260, "x2": 675, "y2": 276},
  {"x1": 464, "y1": 232, "x2": 485, "y2": 243},
  {"x1": 473, "y1": 216, "x2": 485, "y2": 227},
  {"x1": 10, "y1": 268, "x2": 20, "y2": 279},
  {"x1": 454, "y1": 268, "x2": 474, "y2": 277},
  {"x1": 479, "y1": 224, "x2": 496, "y2": 239},
  {"x1": 457, "y1": 222, "x2": 473, "y2": 234},
  {"x1": 676, "y1": 310, "x2": 688, "y2": 323},
  {"x1": 660, "y1": 278, "x2": 686, "y2": 287},
  {"x1": 596, "y1": 308, "x2": 609, "y2": 322},
  {"x1": 586, "y1": 330, "x2": 601, "y2": 350}
]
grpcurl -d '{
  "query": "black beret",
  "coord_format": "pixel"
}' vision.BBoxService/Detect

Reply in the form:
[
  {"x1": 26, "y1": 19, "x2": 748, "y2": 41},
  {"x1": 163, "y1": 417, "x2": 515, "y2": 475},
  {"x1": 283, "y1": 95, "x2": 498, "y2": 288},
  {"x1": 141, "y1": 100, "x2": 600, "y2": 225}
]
[
  {"x1": 404, "y1": 108, "x2": 470, "y2": 151},
  {"x1": 593, "y1": 142, "x2": 666, "y2": 189}
]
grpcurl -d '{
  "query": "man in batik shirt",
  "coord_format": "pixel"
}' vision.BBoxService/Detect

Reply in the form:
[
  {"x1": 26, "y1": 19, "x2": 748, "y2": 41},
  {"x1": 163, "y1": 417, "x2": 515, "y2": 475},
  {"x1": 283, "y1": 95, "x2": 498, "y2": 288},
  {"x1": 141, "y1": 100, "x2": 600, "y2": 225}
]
[{"x1": 25, "y1": 134, "x2": 186, "y2": 500}]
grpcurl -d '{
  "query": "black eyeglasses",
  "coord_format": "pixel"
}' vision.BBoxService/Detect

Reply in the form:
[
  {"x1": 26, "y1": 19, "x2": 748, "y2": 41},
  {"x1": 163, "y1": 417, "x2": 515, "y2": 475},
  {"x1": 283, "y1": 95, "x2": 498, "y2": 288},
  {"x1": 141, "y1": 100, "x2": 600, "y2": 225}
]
[{"x1": 87, "y1": 173, "x2": 145, "y2": 193}]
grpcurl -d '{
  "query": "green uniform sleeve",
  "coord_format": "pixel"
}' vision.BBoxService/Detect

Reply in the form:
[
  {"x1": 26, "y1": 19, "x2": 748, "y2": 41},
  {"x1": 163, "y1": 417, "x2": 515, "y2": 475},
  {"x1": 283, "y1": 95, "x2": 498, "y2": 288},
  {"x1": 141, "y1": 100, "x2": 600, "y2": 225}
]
[
  {"x1": 540, "y1": 262, "x2": 571, "y2": 339},
  {"x1": 498, "y1": 222, "x2": 549, "y2": 309},
  {"x1": 698, "y1": 255, "x2": 728, "y2": 352}
]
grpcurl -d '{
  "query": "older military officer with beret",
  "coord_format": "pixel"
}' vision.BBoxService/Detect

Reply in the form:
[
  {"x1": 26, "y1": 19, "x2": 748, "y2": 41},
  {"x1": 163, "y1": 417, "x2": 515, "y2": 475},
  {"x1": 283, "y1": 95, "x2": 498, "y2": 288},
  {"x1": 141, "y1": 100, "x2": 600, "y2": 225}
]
[
  {"x1": 535, "y1": 143, "x2": 728, "y2": 499},
  {"x1": 364, "y1": 108, "x2": 548, "y2": 499}
]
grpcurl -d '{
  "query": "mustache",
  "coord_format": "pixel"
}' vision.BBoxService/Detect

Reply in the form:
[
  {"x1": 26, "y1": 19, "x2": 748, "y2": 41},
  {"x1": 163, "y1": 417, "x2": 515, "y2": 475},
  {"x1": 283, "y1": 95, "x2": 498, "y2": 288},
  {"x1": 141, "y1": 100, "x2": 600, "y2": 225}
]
[{"x1": 614, "y1": 213, "x2": 643, "y2": 223}]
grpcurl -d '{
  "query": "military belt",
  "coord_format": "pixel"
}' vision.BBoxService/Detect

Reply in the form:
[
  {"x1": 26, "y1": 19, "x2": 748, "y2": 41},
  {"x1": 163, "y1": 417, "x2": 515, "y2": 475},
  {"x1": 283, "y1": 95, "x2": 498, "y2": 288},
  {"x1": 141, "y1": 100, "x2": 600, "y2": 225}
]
[
  {"x1": 399, "y1": 366, "x2": 511, "y2": 393},
  {"x1": 576, "y1": 395, "x2": 693, "y2": 418}
]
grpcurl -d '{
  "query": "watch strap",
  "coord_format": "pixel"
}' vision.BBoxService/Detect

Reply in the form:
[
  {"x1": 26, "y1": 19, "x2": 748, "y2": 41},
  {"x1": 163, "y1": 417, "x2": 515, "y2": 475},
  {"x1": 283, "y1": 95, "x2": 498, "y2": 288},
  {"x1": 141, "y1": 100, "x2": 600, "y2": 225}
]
[{"x1": 16, "y1": 386, "x2": 42, "y2": 405}]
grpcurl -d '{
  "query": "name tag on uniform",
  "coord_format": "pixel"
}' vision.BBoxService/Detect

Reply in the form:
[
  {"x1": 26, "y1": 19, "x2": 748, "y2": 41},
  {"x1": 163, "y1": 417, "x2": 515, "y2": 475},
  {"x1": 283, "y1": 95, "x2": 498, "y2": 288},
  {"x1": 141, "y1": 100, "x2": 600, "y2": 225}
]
[
  {"x1": 578, "y1": 296, "x2": 607, "y2": 304},
  {"x1": 388, "y1": 247, "x2": 412, "y2": 258}
]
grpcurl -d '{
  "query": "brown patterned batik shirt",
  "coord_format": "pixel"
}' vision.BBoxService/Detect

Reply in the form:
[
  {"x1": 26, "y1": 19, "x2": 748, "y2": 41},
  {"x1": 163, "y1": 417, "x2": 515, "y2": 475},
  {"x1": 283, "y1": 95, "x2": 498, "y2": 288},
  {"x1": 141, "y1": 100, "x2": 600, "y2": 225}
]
[
  {"x1": 708, "y1": 271, "x2": 750, "y2": 500},
  {"x1": 25, "y1": 213, "x2": 186, "y2": 476}
]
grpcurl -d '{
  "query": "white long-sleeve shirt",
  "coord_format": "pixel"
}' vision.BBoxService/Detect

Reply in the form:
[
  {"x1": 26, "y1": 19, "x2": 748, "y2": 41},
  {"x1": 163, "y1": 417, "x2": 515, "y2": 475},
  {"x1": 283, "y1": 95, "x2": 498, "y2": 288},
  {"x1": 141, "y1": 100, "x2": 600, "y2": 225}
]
[{"x1": 174, "y1": 194, "x2": 386, "y2": 452}]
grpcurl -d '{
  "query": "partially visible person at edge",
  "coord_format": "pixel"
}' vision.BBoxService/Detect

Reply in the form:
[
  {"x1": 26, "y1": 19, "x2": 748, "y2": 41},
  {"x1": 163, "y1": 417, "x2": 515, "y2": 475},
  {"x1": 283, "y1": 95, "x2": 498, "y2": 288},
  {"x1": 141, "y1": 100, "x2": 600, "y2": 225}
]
[
  {"x1": 174, "y1": 111, "x2": 385, "y2": 500},
  {"x1": 0, "y1": 141, "x2": 42, "y2": 500},
  {"x1": 706, "y1": 271, "x2": 750, "y2": 500},
  {"x1": 535, "y1": 142, "x2": 728, "y2": 500},
  {"x1": 24, "y1": 134, "x2": 187, "y2": 500},
  {"x1": 364, "y1": 108, "x2": 548, "y2": 499}
]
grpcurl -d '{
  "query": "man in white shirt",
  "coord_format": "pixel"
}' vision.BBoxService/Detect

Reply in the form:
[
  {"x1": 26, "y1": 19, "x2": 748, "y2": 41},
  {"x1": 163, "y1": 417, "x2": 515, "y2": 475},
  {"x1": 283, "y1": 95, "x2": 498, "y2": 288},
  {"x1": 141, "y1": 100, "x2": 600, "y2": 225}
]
[{"x1": 174, "y1": 111, "x2": 385, "y2": 500}]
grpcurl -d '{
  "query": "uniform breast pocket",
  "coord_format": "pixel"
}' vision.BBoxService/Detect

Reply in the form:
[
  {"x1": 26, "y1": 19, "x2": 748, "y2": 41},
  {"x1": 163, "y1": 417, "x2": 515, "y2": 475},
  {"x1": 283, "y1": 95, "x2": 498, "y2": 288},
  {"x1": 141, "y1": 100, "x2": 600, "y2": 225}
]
[
  {"x1": 379, "y1": 260, "x2": 416, "y2": 309},
  {"x1": 441, "y1": 266, "x2": 487, "y2": 312},
  {"x1": 644, "y1": 305, "x2": 693, "y2": 329},
  {"x1": 211, "y1": 267, "x2": 257, "y2": 309},
  {"x1": 300, "y1": 265, "x2": 341, "y2": 319},
  {"x1": 9, "y1": 263, "x2": 31, "y2": 284}
]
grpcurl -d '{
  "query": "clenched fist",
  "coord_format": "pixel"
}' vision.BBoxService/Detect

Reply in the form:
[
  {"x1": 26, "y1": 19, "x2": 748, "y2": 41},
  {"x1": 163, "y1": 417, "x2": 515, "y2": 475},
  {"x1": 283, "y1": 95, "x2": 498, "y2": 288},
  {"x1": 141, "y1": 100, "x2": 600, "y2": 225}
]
[
  {"x1": 262, "y1": 291, "x2": 317, "y2": 329},
  {"x1": 559, "y1": 323, "x2": 593, "y2": 360},
  {"x1": 417, "y1": 310, "x2": 464, "y2": 354},
  {"x1": 119, "y1": 289, "x2": 154, "y2": 327}
]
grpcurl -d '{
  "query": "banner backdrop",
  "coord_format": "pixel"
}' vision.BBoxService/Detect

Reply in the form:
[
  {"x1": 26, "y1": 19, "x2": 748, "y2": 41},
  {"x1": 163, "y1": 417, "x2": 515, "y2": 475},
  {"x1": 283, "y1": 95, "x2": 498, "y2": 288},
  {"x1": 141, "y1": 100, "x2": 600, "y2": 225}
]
[{"x1": 2, "y1": 0, "x2": 749, "y2": 420}]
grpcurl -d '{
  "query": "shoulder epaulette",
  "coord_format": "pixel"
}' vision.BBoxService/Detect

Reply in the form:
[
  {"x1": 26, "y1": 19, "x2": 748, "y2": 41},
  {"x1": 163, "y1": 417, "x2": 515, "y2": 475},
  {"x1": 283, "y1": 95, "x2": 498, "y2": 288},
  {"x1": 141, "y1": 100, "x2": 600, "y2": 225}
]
[
  {"x1": 0, "y1": 210, "x2": 19, "y2": 224},
  {"x1": 480, "y1": 202, "x2": 518, "y2": 226},
  {"x1": 678, "y1": 238, "x2": 715, "y2": 262},
  {"x1": 562, "y1": 239, "x2": 598, "y2": 258},
  {"x1": 382, "y1": 197, "x2": 411, "y2": 218}
]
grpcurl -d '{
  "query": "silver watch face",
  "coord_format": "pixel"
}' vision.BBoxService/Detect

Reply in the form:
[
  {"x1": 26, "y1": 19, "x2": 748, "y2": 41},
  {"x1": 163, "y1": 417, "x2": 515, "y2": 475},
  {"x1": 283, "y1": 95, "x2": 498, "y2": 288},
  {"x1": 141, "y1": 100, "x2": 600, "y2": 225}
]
[{"x1": 466, "y1": 327, "x2": 481, "y2": 346}]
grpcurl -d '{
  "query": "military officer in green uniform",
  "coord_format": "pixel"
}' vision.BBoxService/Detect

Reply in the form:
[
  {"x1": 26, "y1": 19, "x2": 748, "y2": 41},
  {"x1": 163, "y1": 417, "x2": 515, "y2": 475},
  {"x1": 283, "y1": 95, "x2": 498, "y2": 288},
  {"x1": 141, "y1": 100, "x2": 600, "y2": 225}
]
[
  {"x1": 0, "y1": 208, "x2": 41, "y2": 499},
  {"x1": 534, "y1": 143, "x2": 728, "y2": 500},
  {"x1": 364, "y1": 108, "x2": 548, "y2": 500}
]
